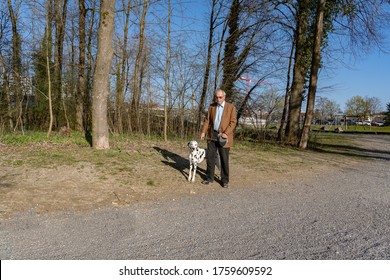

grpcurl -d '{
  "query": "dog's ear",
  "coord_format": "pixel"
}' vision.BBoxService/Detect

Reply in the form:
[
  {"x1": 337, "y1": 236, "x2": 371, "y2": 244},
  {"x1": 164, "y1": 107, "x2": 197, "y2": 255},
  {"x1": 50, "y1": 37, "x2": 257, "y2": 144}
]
[{"x1": 187, "y1": 142, "x2": 190, "y2": 147}]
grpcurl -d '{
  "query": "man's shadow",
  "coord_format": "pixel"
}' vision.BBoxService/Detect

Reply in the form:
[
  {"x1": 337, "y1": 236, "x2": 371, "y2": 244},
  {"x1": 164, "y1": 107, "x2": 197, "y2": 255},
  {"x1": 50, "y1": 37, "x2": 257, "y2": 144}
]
[{"x1": 153, "y1": 146, "x2": 207, "y2": 180}]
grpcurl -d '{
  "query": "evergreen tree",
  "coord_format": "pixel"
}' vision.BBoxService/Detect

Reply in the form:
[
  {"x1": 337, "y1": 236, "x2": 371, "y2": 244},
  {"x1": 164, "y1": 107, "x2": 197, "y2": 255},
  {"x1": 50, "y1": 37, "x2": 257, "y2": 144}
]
[{"x1": 384, "y1": 103, "x2": 390, "y2": 126}]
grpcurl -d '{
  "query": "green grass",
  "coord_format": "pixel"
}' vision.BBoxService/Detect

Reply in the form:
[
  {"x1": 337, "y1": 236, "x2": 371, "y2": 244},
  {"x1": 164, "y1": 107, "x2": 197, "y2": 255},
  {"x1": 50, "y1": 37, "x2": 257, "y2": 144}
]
[
  {"x1": 309, "y1": 133, "x2": 355, "y2": 148},
  {"x1": 147, "y1": 179, "x2": 156, "y2": 187},
  {"x1": 311, "y1": 124, "x2": 390, "y2": 133},
  {"x1": 1, "y1": 129, "x2": 380, "y2": 175},
  {"x1": 0, "y1": 130, "x2": 90, "y2": 146},
  {"x1": 0, "y1": 131, "x2": 132, "y2": 172},
  {"x1": 307, "y1": 132, "x2": 373, "y2": 159}
]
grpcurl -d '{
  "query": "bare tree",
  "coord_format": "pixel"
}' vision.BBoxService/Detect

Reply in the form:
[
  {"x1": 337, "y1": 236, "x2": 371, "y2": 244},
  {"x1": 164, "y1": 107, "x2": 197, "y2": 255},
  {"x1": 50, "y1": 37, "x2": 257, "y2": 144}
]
[
  {"x1": 284, "y1": 0, "x2": 390, "y2": 146},
  {"x1": 2, "y1": 0, "x2": 388, "y2": 141},
  {"x1": 76, "y1": 0, "x2": 87, "y2": 131},
  {"x1": 345, "y1": 95, "x2": 383, "y2": 120},
  {"x1": 85, "y1": 0, "x2": 99, "y2": 133},
  {"x1": 45, "y1": 0, "x2": 54, "y2": 137},
  {"x1": 257, "y1": 88, "x2": 284, "y2": 126},
  {"x1": 7, "y1": 0, "x2": 23, "y2": 132},
  {"x1": 197, "y1": 0, "x2": 222, "y2": 131},
  {"x1": 131, "y1": 0, "x2": 149, "y2": 132},
  {"x1": 315, "y1": 96, "x2": 341, "y2": 122},
  {"x1": 92, "y1": 0, "x2": 115, "y2": 149},
  {"x1": 299, "y1": 0, "x2": 326, "y2": 149},
  {"x1": 53, "y1": 0, "x2": 68, "y2": 128},
  {"x1": 277, "y1": 38, "x2": 295, "y2": 142},
  {"x1": 366, "y1": 96, "x2": 383, "y2": 115},
  {"x1": 284, "y1": 0, "x2": 311, "y2": 146},
  {"x1": 0, "y1": 6, "x2": 13, "y2": 131},
  {"x1": 114, "y1": 0, "x2": 132, "y2": 134},
  {"x1": 145, "y1": 46, "x2": 151, "y2": 136},
  {"x1": 0, "y1": 53, "x2": 12, "y2": 131},
  {"x1": 163, "y1": 0, "x2": 171, "y2": 142}
]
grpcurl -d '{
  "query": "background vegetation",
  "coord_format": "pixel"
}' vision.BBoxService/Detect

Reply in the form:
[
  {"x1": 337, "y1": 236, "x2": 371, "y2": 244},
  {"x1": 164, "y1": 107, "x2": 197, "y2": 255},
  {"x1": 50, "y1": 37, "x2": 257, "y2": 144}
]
[{"x1": 1, "y1": 0, "x2": 389, "y2": 149}]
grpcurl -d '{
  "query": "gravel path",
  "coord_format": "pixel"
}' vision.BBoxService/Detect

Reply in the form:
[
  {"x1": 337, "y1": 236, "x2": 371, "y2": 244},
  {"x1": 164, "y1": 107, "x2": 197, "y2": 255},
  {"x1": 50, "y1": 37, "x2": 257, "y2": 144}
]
[{"x1": 1, "y1": 135, "x2": 389, "y2": 259}]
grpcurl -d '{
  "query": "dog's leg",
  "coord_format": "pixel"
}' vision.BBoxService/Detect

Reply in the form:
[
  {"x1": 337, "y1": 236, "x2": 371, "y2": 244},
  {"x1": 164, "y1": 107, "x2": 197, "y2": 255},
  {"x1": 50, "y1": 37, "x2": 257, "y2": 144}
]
[
  {"x1": 188, "y1": 163, "x2": 193, "y2": 182},
  {"x1": 191, "y1": 163, "x2": 197, "y2": 182}
]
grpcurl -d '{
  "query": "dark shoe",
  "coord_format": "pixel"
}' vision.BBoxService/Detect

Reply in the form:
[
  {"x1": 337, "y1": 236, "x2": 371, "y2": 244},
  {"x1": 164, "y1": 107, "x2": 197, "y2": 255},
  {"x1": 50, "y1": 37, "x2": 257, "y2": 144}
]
[
  {"x1": 202, "y1": 179, "x2": 213, "y2": 185},
  {"x1": 222, "y1": 183, "x2": 229, "y2": 188}
]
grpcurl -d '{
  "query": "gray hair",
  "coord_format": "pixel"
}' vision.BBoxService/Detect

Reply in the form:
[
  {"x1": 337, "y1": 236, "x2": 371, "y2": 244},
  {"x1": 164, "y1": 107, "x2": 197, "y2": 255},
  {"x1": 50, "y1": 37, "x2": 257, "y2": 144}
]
[{"x1": 215, "y1": 89, "x2": 226, "y2": 97}]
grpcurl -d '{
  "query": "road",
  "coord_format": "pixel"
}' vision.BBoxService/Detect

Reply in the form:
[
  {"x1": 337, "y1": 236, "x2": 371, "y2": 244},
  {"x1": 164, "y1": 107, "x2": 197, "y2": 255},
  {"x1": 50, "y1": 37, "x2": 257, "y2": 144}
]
[{"x1": 1, "y1": 135, "x2": 389, "y2": 259}]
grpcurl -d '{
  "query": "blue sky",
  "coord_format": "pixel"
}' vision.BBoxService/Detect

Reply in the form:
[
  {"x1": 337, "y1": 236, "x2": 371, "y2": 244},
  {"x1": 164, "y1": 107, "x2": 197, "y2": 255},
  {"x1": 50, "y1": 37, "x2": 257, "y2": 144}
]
[
  {"x1": 319, "y1": 49, "x2": 390, "y2": 112},
  {"x1": 180, "y1": 1, "x2": 389, "y2": 112}
]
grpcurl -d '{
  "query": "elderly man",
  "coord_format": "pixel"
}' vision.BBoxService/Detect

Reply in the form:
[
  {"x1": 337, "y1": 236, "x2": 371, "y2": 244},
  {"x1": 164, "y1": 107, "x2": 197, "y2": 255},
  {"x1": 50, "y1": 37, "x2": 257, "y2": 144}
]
[{"x1": 200, "y1": 89, "x2": 237, "y2": 188}]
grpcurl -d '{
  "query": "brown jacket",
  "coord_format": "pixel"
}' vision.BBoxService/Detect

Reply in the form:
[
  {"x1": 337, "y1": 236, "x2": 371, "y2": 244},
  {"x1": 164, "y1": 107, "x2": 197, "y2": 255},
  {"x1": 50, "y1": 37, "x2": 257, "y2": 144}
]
[{"x1": 201, "y1": 102, "x2": 237, "y2": 148}]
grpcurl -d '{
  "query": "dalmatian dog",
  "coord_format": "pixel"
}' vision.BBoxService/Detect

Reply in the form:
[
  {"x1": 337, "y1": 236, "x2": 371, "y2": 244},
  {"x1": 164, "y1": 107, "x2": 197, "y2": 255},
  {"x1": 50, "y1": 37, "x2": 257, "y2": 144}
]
[
  {"x1": 187, "y1": 140, "x2": 220, "y2": 182},
  {"x1": 187, "y1": 140, "x2": 206, "y2": 182}
]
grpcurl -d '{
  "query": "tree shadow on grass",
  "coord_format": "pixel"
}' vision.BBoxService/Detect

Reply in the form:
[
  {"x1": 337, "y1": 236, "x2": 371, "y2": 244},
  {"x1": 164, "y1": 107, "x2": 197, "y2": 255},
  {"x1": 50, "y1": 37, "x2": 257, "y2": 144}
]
[
  {"x1": 0, "y1": 175, "x2": 14, "y2": 189},
  {"x1": 153, "y1": 146, "x2": 208, "y2": 180},
  {"x1": 0, "y1": 183, "x2": 12, "y2": 189},
  {"x1": 311, "y1": 143, "x2": 390, "y2": 161}
]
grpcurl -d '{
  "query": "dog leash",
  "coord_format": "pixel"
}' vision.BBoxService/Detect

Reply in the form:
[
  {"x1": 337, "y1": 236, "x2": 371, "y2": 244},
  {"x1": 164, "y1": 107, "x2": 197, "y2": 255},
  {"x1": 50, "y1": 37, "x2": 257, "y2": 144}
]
[
  {"x1": 202, "y1": 137, "x2": 218, "y2": 141},
  {"x1": 202, "y1": 133, "x2": 222, "y2": 142}
]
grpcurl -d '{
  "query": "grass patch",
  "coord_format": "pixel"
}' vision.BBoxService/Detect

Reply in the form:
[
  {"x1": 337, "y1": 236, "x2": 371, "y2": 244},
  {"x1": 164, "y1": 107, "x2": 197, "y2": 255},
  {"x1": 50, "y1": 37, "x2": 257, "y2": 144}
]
[
  {"x1": 0, "y1": 131, "x2": 139, "y2": 173},
  {"x1": 232, "y1": 138, "x2": 312, "y2": 172},
  {"x1": 307, "y1": 132, "x2": 373, "y2": 159},
  {"x1": 0, "y1": 130, "x2": 91, "y2": 146},
  {"x1": 147, "y1": 179, "x2": 155, "y2": 187},
  {"x1": 1, "y1": 130, "x2": 374, "y2": 178},
  {"x1": 309, "y1": 133, "x2": 355, "y2": 150},
  {"x1": 311, "y1": 125, "x2": 390, "y2": 133}
]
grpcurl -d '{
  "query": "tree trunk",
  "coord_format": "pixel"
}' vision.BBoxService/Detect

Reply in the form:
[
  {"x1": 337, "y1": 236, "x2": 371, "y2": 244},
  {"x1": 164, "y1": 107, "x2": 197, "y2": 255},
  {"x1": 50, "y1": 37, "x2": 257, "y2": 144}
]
[
  {"x1": 85, "y1": 1, "x2": 98, "y2": 132},
  {"x1": 131, "y1": 0, "x2": 149, "y2": 132},
  {"x1": 284, "y1": 1, "x2": 310, "y2": 146},
  {"x1": 221, "y1": 0, "x2": 241, "y2": 102},
  {"x1": 69, "y1": 17, "x2": 76, "y2": 129},
  {"x1": 7, "y1": 0, "x2": 23, "y2": 132},
  {"x1": 46, "y1": 29, "x2": 53, "y2": 138},
  {"x1": 299, "y1": 0, "x2": 326, "y2": 149},
  {"x1": 213, "y1": 19, "x2": 228, "y2": 94},
  {"x1": 76, "y1": 0, "x2": 86, "y2": 132},
  {"x1": 197, "y1": 0, "x2": 218, "y2": 131},
  {"x1": 53, "y1": 0, "x2": 68, "y2": 128},
  {"x1": 145, "y1": 47, "x2": 151, "y2": 136},
  {"x1": 92, "y1": 0, "x2": 115, "y2": 150},
  {"x1": 43, "y1": 0, "x2": 54, "y2": 137},
  {"x1": 115, "y1": 0, "x2": 131, "y2": 134},
  {"x1": 163, "y1": 0, "x2": 171, "y2": 142},
  {"x1": 0, "y1": 53, "x2": 13, "y2": 131},
  {"x1": 277, "y1": 38, "x2": 295, "y2": 142}
]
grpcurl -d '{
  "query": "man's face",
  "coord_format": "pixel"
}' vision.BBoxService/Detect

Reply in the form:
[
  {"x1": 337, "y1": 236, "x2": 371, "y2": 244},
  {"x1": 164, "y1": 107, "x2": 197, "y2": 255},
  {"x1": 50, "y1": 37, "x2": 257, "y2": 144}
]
[{"x1": 215, "y1": 91, "x2": 225, "y2": 105}]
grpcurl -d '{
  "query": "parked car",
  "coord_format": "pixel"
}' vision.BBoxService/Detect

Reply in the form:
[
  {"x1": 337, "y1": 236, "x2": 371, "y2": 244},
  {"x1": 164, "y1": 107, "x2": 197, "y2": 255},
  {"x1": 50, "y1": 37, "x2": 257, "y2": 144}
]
[
  {"x1": 356, "y1": 120, "x2": 371, "y2": 126},
  {"x1": 371, "y1": 122, "x2": 384, "y2": 126},
  {"x1": 340, "y1": 119, "x2": 352, "y2": 125},
  {"x1": 363, "y1": 121, "x2": 371, "y2": 126}
]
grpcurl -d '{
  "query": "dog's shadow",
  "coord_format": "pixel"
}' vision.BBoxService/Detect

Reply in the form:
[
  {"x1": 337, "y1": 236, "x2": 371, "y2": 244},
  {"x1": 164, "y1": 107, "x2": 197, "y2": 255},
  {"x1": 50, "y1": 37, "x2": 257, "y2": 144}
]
[{"x1": 153, "y1": 146, "x2": 207, "y2": 180}]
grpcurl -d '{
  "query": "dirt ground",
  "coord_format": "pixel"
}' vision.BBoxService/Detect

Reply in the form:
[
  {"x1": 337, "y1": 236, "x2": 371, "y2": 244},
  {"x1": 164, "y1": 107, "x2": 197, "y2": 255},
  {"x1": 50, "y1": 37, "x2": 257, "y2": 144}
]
[{"x1": 0, "y1": 136, "x2": 369, "y2": 218}]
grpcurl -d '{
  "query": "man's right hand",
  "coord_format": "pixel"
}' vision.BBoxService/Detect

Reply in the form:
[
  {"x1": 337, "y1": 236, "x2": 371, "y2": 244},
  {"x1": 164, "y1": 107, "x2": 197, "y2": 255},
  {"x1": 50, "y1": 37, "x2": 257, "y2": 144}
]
[{"x1": 200, "y1": 132, "x2": 205, "y2": 140}]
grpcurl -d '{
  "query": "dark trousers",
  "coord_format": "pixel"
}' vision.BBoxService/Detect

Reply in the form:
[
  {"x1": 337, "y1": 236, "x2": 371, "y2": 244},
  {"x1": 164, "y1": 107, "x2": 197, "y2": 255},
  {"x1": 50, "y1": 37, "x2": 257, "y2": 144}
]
[{"x1": 206, "y1": 131, "x2": 230, "y2": 184}]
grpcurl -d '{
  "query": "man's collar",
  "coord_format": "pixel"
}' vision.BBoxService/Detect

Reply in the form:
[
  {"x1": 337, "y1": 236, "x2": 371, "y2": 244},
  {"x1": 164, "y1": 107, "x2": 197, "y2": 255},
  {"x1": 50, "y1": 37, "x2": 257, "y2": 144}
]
[{"x1": 218, "y1": 101, "x2": 225, "y2": 107}]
